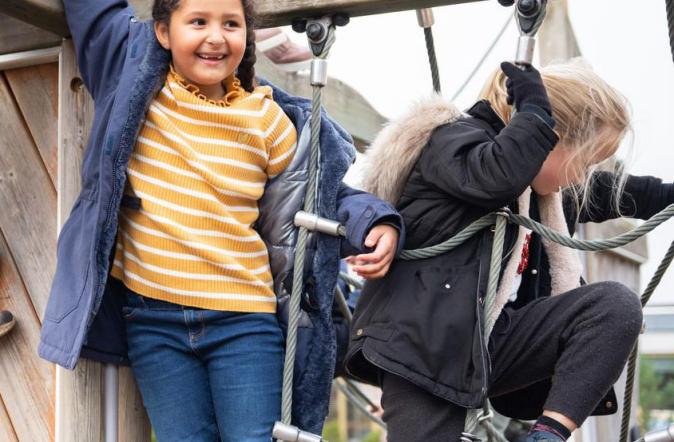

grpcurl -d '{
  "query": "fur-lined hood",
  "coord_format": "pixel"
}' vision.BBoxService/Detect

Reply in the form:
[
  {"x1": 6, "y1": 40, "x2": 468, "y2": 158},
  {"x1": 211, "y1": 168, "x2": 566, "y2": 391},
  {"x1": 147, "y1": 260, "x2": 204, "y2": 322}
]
[{"x1": 360, "y1": 95, "x2": 464, "y2": 204}]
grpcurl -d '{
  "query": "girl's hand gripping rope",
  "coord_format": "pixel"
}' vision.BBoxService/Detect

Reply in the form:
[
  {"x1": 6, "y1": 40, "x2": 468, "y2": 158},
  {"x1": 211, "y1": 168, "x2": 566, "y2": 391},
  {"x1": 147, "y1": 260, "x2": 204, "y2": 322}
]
[{"x1": 346, "y1": 225, "x2": 399, "y2": 280}]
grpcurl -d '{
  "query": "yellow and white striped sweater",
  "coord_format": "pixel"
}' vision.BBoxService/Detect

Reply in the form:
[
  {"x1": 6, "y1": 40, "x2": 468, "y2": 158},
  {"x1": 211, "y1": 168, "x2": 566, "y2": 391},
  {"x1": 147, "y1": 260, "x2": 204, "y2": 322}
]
[{"x1": 111, "y1": 68, "x2": 297, "y2": 313}]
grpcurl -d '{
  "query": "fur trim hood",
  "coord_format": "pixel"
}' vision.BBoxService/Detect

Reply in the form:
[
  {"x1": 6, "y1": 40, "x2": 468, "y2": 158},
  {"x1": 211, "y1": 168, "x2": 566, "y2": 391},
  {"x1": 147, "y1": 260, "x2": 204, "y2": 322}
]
[{"x1": 360, "y1": 95, "x2": 463, "y2": 204}]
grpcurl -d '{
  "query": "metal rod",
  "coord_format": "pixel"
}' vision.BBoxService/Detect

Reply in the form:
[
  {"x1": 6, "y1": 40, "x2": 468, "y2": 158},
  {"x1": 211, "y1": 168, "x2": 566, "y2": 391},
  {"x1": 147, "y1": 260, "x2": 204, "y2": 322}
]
[
  {"x1": 0, "y1": 46, "x2": 60, "y2": 71},
  {"x1": 104, "y1": 364, "x2": 118, "y2": 442}
]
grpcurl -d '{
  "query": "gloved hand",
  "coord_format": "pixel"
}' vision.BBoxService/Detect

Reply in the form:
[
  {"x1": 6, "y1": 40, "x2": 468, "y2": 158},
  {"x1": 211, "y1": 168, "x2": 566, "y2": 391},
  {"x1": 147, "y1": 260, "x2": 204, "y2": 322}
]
[{"x1": 501, "y1": 61, "x2": 552, "y2": 117}]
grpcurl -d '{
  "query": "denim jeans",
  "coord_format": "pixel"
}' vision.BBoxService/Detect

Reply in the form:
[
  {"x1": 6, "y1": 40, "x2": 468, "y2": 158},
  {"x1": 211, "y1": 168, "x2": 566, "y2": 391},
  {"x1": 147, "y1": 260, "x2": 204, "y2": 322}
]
[{"x1": 121, "y1": 285, "x2": 284, "y2": 442}]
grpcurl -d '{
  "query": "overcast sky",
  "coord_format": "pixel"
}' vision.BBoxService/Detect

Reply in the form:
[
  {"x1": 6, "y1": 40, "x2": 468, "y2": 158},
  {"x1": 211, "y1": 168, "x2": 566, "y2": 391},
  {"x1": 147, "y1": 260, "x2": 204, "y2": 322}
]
[{"x1": 284, "y1": 0, "x2": 674, "y2": 305}]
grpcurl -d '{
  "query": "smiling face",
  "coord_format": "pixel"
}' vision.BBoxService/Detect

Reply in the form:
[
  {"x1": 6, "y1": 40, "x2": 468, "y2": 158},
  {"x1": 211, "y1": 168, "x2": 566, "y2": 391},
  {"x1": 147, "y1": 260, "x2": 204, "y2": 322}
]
[{"x1": 154, "y1": 0, "x2": 247, "y2": 100}]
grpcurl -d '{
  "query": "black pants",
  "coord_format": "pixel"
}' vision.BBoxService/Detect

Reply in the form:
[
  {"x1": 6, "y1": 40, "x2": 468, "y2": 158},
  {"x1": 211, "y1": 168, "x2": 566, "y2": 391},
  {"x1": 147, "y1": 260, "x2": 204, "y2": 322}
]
[{"x1": 380, "y1": 282, "x2": 643, "y2": 442}]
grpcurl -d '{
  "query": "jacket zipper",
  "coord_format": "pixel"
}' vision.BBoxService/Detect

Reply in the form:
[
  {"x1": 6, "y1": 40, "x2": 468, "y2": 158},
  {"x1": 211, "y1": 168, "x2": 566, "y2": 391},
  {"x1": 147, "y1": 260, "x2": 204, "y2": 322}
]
[{"x1": 475, "y1": 234, "x2": 491, "y2": 400}]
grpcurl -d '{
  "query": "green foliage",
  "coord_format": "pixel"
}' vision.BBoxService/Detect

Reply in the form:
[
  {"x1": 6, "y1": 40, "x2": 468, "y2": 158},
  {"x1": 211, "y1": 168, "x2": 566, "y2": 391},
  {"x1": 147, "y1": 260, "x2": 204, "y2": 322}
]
[
  {"x1": 639, "y1": 357, "x2": 674, "y2": 431},
  {"x1": 322, "y1": 419, "x2": 344, "y2": 442},
  {"x1": 362, "y1": 430, "x2": 382, "y2": 442}
]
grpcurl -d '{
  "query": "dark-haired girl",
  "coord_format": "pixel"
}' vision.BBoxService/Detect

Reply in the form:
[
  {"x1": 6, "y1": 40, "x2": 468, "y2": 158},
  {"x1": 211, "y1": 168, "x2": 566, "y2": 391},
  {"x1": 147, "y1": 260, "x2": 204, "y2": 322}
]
[{"x1": 39, "y1": 0, "x2": 403, "y2": 440}]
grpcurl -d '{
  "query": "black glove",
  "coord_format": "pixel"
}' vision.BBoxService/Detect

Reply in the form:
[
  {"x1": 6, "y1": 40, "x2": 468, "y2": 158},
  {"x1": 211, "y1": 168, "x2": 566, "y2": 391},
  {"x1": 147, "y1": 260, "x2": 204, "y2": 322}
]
[{"x1": 501, "y1": 61, "x2": 552, "y2": 117}]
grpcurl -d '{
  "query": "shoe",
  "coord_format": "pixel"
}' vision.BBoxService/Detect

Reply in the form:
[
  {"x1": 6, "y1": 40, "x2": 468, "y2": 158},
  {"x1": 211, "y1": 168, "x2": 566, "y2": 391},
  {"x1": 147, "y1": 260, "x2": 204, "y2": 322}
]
[
  {"x1": 0, "y1": 311, "x2": 15, "y2": 338},
  {"x1": 255, "y1": 28, "x2": 312, "y2": 72}
]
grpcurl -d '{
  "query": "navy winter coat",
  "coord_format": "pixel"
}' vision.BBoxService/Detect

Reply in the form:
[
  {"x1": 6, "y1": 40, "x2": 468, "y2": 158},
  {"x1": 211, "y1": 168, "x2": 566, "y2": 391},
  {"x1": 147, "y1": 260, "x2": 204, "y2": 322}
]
[{"x1": 38, "y1": 0, "x2": 402, "y2": 434}]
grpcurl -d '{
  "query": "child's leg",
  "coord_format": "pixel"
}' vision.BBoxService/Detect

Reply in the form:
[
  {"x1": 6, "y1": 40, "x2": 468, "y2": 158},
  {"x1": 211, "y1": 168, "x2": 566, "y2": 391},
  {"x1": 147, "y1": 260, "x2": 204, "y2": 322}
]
[
  {"x1": 203, "y1": 311, "x2": 284, "y2": 442},
  {"x1": 488, "y1": 281, "x2": 642, "y2": 433},
  {"x1": 122, "y1": 292, "x2": 218, "y2": 441},
  {"x1": 380, "y1": 372, "x2": 467, "y2": 442}
]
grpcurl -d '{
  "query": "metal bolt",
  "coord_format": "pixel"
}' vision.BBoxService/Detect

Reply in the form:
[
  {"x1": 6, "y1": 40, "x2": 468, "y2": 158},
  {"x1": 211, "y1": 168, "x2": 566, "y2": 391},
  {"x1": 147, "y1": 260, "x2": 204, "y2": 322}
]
[
  {"x1": 531, "y1": 269, "x2": 538, "y2": 275},
  {"x1": 444, "y1": 284, "x2": 451, "y2": 289},
  {"x1": 356, "y1": 329, "x2": 363, "y2": 336}
]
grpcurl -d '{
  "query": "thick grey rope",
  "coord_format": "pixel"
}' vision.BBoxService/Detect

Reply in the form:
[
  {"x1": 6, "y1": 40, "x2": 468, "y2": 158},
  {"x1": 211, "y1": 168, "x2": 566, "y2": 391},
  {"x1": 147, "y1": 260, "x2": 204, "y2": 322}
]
[
  {"x1": 280, "y1": 28, "x2": 336, "y2": 425},
  {"x1": 619, "y1": 239, "x2": 674, "y2": 442},
  {"x1": 401, "y1": 204, "x2": 674, "y2": 260},
  {"x1": 508, "y1": 204, "x2": 674, "y2": 251},
  {"x1": 423, "y1": 27, "x2": 442, "y2": 93},
  {"x1": 399, "y1": 213, "x2": 498, "y2": 260},
  {"x1": 463, "y1": 214, "x2": 508, "y2": 442}
]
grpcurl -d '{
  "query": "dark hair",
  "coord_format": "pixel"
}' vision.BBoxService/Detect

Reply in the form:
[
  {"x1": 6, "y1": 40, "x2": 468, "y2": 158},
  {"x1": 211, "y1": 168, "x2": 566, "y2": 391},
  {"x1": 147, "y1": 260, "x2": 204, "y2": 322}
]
[{"x1": 152, "y1": 0, "x2": 258, "y2": 92}]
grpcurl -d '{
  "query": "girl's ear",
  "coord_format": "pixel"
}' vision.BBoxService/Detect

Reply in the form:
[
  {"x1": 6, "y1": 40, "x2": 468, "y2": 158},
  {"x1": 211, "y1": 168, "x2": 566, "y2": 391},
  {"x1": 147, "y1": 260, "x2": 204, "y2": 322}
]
[{"x1": 154, "y1": 21, "x2": 171, "y2": 50}]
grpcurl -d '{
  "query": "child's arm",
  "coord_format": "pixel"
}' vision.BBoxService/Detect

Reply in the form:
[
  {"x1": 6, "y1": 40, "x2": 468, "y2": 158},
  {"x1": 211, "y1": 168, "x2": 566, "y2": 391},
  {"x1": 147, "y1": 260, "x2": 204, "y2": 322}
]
[
  {"x1": 419, "y1": 63, "x2": 558, "y2": 211},
  {"x1": 63, "y1": 0, "x2": 134, "y2": 100},
  {"x1": 570, "y1": 171, "x2": 674, "y2": 222},
  {"x1": 336, "y1": 183, "x2": 405, "y2": 280}
]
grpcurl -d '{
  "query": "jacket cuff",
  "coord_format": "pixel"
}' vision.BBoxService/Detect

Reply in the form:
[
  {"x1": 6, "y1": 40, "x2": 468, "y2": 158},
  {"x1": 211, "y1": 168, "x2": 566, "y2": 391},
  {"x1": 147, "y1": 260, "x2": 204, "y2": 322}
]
[
  {"x1": 342, "y1": 202, "x2": 405, "y2": 256},
  {"x1": 519, "y1": 104, "x2": 556, "y2": 130}
]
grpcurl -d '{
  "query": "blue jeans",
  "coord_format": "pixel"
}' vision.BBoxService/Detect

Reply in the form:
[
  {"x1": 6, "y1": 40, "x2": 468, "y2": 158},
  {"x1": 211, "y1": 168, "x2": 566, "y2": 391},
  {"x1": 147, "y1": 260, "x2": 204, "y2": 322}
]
[{"x1": 122, "y1": 287, "x2": 284, "y2": 442}]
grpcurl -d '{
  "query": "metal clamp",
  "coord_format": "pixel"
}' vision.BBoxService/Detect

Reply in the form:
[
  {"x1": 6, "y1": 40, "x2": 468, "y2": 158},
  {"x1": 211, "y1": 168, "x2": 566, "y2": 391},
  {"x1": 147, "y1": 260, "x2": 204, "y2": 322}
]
[
  {"x1": 416, "y1": 8, "x2": 435, "y2": 28},
  {"x1": 294, "y1": 211, "x2": 345, "y2": 237},
  {"x1": 643, "y1": 423, "x2": 674, "y2": 442},
  {"x1": 514, "y1": 0, "x2": 548, "y2": 66},
  {"x1": 310, "y1": 59, "x2": 329, "y2": 87},
  {"x1": 273, "y1": 422, "x2": 323, "y2": 442},
  {"x1": 292, "y1": 14, "x2": 350, "y2": 56}
]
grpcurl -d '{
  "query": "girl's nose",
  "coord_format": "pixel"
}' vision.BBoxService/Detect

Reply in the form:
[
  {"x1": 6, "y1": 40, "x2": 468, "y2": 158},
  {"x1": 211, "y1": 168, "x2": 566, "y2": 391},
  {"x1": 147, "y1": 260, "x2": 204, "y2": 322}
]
[{"x1": 206, "y1": 28, "x2": 226, "y2": 45}]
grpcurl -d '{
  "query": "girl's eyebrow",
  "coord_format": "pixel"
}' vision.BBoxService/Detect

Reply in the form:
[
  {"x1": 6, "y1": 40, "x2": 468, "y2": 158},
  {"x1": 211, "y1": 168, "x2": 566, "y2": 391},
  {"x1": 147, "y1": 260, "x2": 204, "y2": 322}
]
[{"x1": 183, "y1": 11, "x2": 244, "y2": 19}]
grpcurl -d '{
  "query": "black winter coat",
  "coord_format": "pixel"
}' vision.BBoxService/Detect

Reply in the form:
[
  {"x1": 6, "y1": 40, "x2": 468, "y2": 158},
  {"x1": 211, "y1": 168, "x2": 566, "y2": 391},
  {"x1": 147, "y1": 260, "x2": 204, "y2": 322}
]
[{"x1": 345, "y1": 100, "x2": 674, "y2": 415}]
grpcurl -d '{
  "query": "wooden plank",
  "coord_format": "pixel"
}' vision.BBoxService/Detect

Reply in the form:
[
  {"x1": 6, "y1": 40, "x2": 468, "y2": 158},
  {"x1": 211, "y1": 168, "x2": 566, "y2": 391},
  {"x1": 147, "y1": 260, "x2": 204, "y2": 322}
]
[
  {"x1": 56, "y1": 362, "x2": 104, "y2": 442},
  {"x1": 118, "y1": 367, "x2": 151, "y2": 441},
  {"x1": 585, "y1": 220, "x2": 649, "y2": 265},
  {"x1": 5, "y1": 63, "x2": 59, "y2": 186},
  {"x1": 538, "y1": 0, "x2": 581, "y2": 66},
  {"x1": 255, "y1": 0, "x2": 485, "y2": 28},
  {"x1": 57, "y1": 39, "x2": 92, "y2": 222},
  {"x1": 55, "y1": 37, "x2": 102, "y2": 442},
  {"x1": 57, "y1": 38, "x2": 151, "y2": 442},
  {"x1": 0, "y1": 73, "x2": 56, "y2": 319},
  {"x1": 2, "y1": 0, "x2": 483, "y2": 36},
  {"x1": 0, "y1": 0, "x2": 67, "y2": 36},
  {"x1": 0, "y1": 13, "x2": 61, "y2": 56},
  {"x1": 0, "y1": 232, "x2": 54, "y2": 442},
  {"x1": 0, "y1": 396, "x2": 19, "y2": 442}
]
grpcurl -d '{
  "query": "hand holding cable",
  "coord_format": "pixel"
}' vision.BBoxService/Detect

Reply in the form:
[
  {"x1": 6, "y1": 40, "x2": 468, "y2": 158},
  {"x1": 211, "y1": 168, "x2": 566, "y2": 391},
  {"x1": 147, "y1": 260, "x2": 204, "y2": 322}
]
[{"x1": 501, "y1": 61, "x2": 555, "y2": 128}]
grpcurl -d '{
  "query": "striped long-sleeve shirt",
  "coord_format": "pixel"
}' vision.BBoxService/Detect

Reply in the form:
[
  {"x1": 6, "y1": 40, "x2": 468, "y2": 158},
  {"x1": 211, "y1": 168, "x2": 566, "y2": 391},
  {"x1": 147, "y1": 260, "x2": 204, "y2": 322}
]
[{"x1": 110, "y1": 68, "x2": 297, "y2": 313}]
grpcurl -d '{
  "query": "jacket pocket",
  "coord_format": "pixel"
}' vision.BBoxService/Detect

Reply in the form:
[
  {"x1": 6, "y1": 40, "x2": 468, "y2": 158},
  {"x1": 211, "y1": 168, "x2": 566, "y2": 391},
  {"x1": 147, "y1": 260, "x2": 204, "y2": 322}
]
[
  {"x1": 389, "y1": 262, "x2": 482, "y2": 391},
  {"x1": 44, "y1": 195, "x2": 97, "y2": 323}
]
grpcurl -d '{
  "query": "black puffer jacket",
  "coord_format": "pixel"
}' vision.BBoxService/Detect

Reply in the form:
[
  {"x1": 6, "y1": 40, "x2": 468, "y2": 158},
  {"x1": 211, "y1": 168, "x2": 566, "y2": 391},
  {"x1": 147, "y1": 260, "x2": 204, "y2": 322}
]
[{"x1": 345, "y1": 100, "x2": 674, "y2": 414}]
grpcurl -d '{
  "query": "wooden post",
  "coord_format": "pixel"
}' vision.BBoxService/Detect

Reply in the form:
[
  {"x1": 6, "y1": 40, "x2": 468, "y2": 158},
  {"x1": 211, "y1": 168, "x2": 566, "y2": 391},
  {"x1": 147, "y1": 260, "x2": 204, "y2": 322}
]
[
  {"x1": 2, "y1": 0, "x2": 484, "y2": 36},
  {"x1": 56, "y1": 37, "x2": 103, "y2": 442},
  {"x1": 56, "y1": 39, "x2": 151, "y2": 442}
]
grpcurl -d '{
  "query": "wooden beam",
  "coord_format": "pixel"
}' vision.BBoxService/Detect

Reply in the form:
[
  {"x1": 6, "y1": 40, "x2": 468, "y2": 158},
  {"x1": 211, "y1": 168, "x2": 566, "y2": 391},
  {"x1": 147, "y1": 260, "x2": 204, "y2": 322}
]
[
  {"x1": 0, "y1": 0, "x2": 67, "y2": 36},
  {"x1": 253, "y1": 0, "x2": 485, "y2": 28},
  {"x1": 0, "y1": 14, "x2": 61, "y2": 56},
  {"x1": 2, "y1": 0, "x2": 484, "y2": 36},
  {"x1": 56, "y1": 38, "x2": 151, "y2": 442}
]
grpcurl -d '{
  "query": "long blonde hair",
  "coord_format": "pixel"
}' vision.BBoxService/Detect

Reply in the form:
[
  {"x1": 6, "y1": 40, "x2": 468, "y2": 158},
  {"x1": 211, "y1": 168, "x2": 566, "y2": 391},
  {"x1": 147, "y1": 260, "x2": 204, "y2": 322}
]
[{"x1": 479, "y1": 59, "x2": 631, "y2": 214}]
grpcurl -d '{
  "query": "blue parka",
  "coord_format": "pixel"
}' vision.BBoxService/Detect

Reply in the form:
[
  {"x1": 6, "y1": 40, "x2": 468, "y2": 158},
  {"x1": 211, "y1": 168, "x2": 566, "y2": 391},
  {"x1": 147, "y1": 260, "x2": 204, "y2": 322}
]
[{"x1": 38, "y1": 0, "x2": 402, "y2": 434}]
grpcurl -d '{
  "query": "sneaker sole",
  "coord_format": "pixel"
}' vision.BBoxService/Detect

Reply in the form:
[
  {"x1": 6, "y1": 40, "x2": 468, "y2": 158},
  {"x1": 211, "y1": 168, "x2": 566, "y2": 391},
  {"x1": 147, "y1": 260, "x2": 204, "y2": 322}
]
[{"x1": 0, "y1": 318, "x2": 16, "y2": 338}]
